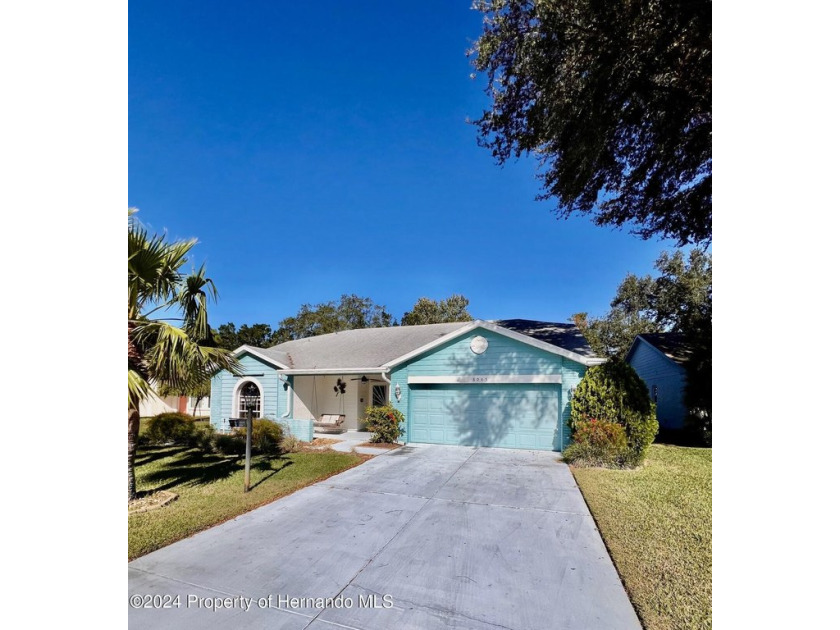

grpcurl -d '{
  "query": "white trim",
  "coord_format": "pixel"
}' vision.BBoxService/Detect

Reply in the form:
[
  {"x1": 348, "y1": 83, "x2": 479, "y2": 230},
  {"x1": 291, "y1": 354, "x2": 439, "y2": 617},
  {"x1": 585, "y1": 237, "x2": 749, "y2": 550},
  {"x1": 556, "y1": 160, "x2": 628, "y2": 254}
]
[
  {"x1": 408, "y1": 374, "x2": 563, "y2": 385},
  {"x1": 383, "y1": 320, "x2": 605, "y2": 368},
  {"x1": 381, "y1": 321, "x2": 480, "y2": 368},
  {"x1": 231, "y1": 377, "x2": 265, "y2": 419},
  {"x1": 277, "y1": 367, "x2": 385, "y2": 375},
  {"x1": 233, "y1": 345, "x2": 290, "y2": 370},
  {"x1": 379, "y1": 372, "x2": 393, "y2": 406}
]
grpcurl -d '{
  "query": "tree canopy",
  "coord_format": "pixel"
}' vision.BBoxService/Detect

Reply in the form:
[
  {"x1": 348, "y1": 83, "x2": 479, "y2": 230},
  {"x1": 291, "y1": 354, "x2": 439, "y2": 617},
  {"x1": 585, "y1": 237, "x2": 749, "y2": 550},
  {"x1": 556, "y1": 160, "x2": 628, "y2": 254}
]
[
  {"x1": 573, "y1": 249, "x2": 711, "y2": 357},
  {"x1": 401, "y1": 294, "x2": 474, "y2": 326},
  {"x1": 573, "y1": 248, "x2": 711, "y2": 440},
  {"x1": 217, "y1": 294, "x2": 476, "y2": 347},
  {"x1": 215, "y1": 322, "x2": 276, "y2": 350},
  {"x1": 274, "y1": 294, "x2": 395, "y2": 341},
  {"x1": 470, "y1": 0, "x2": 712, "y2": 245}
]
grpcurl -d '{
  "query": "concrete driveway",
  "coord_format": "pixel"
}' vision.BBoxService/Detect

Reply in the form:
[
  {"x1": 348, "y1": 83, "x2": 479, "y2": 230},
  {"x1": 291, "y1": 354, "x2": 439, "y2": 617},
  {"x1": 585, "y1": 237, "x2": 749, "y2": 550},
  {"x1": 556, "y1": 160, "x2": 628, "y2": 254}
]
[{"x1": 129, "y1": 445, "x2": 640, "y2": 630}]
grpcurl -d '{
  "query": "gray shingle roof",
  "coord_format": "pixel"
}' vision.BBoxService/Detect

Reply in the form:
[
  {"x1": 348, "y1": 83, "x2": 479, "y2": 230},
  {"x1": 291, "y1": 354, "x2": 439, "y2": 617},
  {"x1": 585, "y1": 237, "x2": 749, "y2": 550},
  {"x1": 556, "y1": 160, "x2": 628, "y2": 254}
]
[
  {"x1": 241, "y1": 319, "x2": 597, "y2": 370},
  {"x1": 490, "y1": 319, "x2": 599, "y2": 359},
  {"x1": 249, "y1": 322, "x2": 467, "y2": 370}
]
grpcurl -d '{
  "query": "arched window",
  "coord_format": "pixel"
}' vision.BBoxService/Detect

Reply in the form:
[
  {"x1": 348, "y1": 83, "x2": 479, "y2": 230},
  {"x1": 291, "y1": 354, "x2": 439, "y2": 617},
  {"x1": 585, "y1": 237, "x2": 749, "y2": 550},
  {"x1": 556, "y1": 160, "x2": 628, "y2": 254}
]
[{"x1": 238, "y1": 381, "x2": 261, "y2": 417}]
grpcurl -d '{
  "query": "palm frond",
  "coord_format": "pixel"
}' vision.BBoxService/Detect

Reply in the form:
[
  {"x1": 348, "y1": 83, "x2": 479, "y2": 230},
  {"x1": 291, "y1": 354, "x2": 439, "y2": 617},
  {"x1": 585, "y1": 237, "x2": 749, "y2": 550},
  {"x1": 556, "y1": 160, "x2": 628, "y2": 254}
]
[
  {"x1": 128, "y1": 213, "x2": 197, "y2": 316},
  {"x1": 179, "y1": 264, "x2": 219, "y2": 341},
  {"x1": 133, "y1": 320, "x2": 242, "y2": 392},
  {"x1": 128, "y1": 369, "x2": 153, "y2": 408}
]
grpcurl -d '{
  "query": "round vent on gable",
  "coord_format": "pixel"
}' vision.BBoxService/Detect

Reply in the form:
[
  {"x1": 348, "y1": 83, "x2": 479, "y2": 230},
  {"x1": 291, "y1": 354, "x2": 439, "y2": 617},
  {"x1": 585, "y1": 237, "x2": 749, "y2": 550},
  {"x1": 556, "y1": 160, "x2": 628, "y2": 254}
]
[{"x1": 470, "y1": 335, "x2": 488, "y2": 355}]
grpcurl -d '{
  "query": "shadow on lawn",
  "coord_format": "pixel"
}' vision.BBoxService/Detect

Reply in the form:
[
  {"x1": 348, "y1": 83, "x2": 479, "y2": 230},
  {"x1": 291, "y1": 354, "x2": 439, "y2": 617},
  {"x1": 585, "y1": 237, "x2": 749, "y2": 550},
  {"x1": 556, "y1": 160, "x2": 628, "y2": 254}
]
[
  {"x1": 249, "y1": 459, "x2": 294, "y2": 490},
  {"x1": 138, "y1": 446, "x2": 295, "y2": 493},
  {"x1": 134, "y1": 445, "x2": 181, "y2": 468}
]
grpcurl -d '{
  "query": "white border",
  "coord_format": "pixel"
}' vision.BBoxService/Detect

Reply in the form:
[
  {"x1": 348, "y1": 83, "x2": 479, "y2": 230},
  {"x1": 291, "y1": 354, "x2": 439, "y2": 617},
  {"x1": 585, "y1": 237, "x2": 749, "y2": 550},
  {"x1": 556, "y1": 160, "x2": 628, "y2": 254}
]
[
  {"x1": 230, "y1": 377, "x2": 265, "y2": 419},
  {"x1": 277, "y1": 367, "x2": 384, "y2": 375},
  {"x1": 233, "y1": 345, "x2": 290, "y2": 369},
  {"x1": 408, "y1": 374, "x2": 563, "y2": 385},
  {"x1": 383, "y1": 320, "x2": 605, "y2": 368}
]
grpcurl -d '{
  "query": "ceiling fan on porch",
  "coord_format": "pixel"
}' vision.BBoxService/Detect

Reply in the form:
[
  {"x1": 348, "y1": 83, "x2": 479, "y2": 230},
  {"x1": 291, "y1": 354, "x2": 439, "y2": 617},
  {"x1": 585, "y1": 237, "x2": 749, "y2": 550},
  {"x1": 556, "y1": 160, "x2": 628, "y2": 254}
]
[{"x1": 349, "y1": 375, "x2": 385, "y2": 383}]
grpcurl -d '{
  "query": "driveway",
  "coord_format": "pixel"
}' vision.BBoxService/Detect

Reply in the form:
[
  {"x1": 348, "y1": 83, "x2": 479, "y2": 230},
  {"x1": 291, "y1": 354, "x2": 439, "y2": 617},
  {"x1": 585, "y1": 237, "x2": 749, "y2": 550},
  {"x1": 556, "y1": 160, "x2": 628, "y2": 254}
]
[{"x1": 128, "y1": 445, "x2": 641, "y2": 630}]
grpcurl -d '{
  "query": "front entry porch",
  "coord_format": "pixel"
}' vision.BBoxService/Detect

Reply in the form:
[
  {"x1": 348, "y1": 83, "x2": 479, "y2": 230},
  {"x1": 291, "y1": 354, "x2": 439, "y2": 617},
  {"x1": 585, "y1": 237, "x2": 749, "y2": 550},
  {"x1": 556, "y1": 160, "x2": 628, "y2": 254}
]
[{"x1": 287, "y1": 373, "x2": 390, "y2": 432}]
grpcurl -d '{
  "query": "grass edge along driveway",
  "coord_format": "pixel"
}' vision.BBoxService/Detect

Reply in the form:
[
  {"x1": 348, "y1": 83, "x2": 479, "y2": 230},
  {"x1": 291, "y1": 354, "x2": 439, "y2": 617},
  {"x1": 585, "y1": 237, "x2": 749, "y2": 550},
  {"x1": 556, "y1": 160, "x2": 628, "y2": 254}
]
[
  {"x1": 129, "y1": 445, "x2": 367, "y2": 560},
  {"x1": 571, "y1": 444, "x2": 712, "y2": 630}
]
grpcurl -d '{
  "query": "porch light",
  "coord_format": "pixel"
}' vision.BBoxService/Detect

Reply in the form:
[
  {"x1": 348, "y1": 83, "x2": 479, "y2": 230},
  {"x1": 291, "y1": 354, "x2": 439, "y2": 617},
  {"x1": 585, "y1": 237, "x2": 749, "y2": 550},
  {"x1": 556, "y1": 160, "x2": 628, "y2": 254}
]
[
  {"x1": 241, "y1": 381, "x2": 260, "y2": 494},
  {"x1": 394, "y1": 384, "x2": 401, "y2": 402}
]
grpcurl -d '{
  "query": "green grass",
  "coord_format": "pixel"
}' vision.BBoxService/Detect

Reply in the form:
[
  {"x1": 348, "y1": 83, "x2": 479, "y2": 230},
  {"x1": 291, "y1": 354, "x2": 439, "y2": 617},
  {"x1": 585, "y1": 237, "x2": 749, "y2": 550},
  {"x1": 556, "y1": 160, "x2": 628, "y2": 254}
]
[
  {"x1": 129, "y1": 444, "x2": 366, "y2": 560},
  {"x1": 571, "y1": 444, "x2": 711, "y2": 630}
]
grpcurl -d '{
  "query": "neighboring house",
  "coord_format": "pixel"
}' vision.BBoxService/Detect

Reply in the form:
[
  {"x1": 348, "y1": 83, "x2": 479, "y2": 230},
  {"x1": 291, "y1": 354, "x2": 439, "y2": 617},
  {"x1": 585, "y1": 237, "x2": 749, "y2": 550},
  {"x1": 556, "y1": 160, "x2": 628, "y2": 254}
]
[
  {"x1": 626, "y1": 332, "x2": 692, "y2": 430},
  {"x1": 210, "y1": 319, "x2": 604, "y2": 451},
  {"x1": 139, "y1": 390, "x2": 210, "y2": 418}
]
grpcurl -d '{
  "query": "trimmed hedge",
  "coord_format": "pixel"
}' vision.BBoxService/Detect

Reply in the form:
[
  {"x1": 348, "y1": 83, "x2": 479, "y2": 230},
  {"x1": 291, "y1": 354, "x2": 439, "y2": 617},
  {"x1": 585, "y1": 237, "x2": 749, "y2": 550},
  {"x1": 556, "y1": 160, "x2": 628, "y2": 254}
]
[
  {"x1": 146, "y1": 412, "x2": 196, "y2": 445},
  {"x1": 565, "y1": 359, "x2": 658, "y2": 467}
]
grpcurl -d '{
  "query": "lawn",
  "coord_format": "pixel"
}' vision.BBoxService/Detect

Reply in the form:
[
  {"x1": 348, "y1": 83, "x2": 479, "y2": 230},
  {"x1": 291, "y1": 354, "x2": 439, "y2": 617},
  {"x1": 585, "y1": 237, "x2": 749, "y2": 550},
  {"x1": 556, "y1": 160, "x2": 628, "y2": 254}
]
[
  {"x1": 571, "y1": 444, "x2": 712, "y2": 630},
  {"x1": 129, "y1": 444, "x2": 366, "y2": 560}
]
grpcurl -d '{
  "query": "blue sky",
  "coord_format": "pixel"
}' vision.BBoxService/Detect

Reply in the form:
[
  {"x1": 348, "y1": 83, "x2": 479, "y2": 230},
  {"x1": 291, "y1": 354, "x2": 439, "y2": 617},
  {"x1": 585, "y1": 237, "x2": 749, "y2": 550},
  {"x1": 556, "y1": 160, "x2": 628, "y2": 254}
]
[{"x1": 129, "y1": 0, "x2": 680, "y2": 328}]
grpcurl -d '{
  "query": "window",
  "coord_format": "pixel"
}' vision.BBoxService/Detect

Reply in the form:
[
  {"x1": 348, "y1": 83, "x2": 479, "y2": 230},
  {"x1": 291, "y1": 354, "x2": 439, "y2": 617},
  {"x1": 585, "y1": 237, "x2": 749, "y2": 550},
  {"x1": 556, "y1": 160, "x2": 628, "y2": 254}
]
[
  {"x1": 652, "y1": 385, "x2": 658, "y2": 403},
  {"x1": 372, "y1": 384, "x2": 387, "y2": 407},
  {"x1": 238, "y1": 381, "x2": 261, "y2": 416}
]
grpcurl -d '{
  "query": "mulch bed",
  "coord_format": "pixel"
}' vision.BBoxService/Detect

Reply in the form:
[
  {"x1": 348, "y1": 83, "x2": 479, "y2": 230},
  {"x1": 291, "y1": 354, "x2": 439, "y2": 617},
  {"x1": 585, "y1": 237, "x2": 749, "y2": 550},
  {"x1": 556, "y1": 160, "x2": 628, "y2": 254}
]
[{"x1": 363, "y1": 442, "x2": 402, "y2": 450}]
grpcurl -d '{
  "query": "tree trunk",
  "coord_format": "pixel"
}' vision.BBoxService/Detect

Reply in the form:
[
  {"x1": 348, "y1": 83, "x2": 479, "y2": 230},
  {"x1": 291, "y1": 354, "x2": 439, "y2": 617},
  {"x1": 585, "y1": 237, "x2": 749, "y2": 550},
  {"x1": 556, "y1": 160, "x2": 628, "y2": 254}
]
[{"x1": 128, "y1": 406, "x2": 140, "y2": 502}]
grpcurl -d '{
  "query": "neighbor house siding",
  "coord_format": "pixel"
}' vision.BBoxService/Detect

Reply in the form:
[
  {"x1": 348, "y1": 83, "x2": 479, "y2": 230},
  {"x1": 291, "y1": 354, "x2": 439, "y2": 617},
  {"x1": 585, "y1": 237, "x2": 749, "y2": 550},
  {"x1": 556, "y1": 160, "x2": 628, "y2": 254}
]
[
  {"x1": 390, "y1": 329, "x2": 589, "y2": 450},
  {"x1": 627, "y1": 341, "x2": 687, "y2": 429},
  {"x1": 210, "y1": 353, "x2": 288, "y2": 431}
]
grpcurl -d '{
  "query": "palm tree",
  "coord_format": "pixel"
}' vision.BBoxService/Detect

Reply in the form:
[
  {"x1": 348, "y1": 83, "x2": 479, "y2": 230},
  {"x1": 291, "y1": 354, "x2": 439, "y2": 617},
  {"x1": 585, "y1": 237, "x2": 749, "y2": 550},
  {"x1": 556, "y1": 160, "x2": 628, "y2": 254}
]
[{"x1": 128, "y1": 210, "x2": 240, "y2": 501}]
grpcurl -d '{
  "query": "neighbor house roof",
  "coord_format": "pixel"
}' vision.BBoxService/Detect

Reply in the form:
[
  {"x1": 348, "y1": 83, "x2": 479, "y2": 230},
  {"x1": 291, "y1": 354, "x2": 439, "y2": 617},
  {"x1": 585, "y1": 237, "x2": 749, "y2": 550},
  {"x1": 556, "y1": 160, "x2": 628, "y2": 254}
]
[
  {"x1": 236, "y1": 319, "x2": 601, "y2": 372},
  {"x1": 490, "y1": 319, "x2": 599, "y2": 360},
  {"x1": 634, "y1": 332, "x2": 693, "y2": 365}
]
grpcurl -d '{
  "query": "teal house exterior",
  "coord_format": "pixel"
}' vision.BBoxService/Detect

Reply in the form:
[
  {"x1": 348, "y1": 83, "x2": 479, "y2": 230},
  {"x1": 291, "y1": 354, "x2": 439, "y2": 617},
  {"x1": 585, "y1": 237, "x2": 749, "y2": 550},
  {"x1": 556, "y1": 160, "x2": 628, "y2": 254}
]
[{"x1": 210, "y1": 319, "x2": 603, "y2": 451}]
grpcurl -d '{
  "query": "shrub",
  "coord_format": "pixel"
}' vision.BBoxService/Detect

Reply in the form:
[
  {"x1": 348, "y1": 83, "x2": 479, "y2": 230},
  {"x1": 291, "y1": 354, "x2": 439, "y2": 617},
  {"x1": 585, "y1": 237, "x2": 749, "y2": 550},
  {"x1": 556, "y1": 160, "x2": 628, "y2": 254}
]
[
  {"x1": 563, "y1": 418, "x2": 629, "y2": 467},
  {"x1": 251, "y1": 419, "x2": 283, "y2": 454},
  {"x1": 188, "y1": 422, "x2": 216, "y2": 452},
  {"x1": 146, "y1": 412, "x2": 195, "y2": 445},
  {"x1": 212, "y1": 432, "x2": 246, "y2": 455},
  {"x1": 363, "y1": 405, "x2": 405, "y2": 443},
  {"x1": 280, "y1": 434, "x2": 300, "y2": 454},
  {"x1": 686, "y1": 409, "x2": 712, "y2": 447},
  {"x1": 568, "y1": 359, "x2": 658, "y2": 466},
  {"x1": 232, "y1": 419, "x2": 284, "y2": 454}
]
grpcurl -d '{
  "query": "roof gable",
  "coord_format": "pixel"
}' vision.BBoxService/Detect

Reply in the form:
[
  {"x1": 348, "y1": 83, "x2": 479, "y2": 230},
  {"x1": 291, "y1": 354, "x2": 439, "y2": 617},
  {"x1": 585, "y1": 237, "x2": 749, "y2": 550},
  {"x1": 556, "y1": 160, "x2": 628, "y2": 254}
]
[
  {"x1": 232, "y1": 345, "x2": 290, "y2": 370},
  {"x1": 627, "y1": 333, "x2": 693, "y2": 365},
  {"x1": 384, "y1": 320, "x2": 603, "y2": 368}
]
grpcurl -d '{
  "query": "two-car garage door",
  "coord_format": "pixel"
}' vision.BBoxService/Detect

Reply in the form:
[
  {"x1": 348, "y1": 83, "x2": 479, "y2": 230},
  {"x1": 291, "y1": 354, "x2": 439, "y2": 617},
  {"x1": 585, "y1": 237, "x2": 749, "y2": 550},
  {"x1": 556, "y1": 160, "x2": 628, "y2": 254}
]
[{"x1": 408, "y1": 385, "x2": 561, "y2": 451}]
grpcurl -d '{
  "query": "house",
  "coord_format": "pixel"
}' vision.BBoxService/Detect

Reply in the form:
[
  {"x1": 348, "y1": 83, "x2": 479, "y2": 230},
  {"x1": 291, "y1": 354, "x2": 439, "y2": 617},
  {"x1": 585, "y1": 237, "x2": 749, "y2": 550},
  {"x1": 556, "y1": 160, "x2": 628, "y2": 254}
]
[
  {"x1": 626, "y1": 332, "x2": 692, "y2": 430},
  {"x1": 210, "y1": 319, "x2": 604, "y2": 451},
  {"x1": 139, "y1": 390, "x2": 210, "y2": 418}
]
